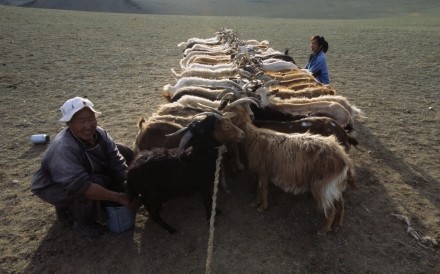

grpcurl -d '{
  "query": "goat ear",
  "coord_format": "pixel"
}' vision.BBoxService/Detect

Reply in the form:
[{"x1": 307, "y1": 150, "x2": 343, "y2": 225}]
[{"x1": 137, "y1": 117, "x2": 147, "y2": 129}]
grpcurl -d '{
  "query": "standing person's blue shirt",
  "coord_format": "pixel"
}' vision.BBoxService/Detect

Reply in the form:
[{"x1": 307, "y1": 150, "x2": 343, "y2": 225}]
[
  {"x1": 304, "y1": 35, "x2": 330, "y2": 85},
  {"x1": 305, "y1": 50, "x2": 329, "y2": 84}
]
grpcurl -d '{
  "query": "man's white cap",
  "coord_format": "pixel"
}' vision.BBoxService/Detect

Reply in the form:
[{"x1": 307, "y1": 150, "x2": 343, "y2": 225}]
[{"x1": 59, "y1": 97, "x2": 101, "y2": 122}]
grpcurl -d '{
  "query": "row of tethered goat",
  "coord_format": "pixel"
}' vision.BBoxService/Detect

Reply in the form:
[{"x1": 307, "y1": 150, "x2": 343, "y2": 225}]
[{"x1": 126, "y1": 28, "x2": 364, "y2": 235}]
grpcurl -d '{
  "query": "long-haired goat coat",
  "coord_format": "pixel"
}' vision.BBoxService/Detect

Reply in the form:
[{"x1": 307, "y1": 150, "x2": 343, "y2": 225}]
[
  {"x1": 224, "y1": 100, "x2": 356, "y2": 235},
  {"x1": 125, "y1": 114, "x2": 244, "y2": 234}
]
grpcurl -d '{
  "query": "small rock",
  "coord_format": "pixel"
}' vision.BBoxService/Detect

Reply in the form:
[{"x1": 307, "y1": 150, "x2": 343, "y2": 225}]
[{"x1": 428, "y1": 106, "x2": 433, "y2": 110}]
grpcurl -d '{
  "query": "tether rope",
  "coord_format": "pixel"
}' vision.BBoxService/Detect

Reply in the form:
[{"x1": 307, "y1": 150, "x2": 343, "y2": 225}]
[{"x1": 205, "y1": 144, "x2": 227, "y2": 274}]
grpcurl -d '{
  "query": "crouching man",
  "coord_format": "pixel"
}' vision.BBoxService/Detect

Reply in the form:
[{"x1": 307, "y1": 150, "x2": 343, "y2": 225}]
[{"x1": 31, "y1": 96, "x2": 136, "y2": 237}]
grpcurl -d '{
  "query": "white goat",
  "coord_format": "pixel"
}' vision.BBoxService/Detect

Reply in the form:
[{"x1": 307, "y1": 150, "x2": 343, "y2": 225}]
[
  {"x1": 171, "y1": 67, "x2": 238, "y2": 79},
  {"x1": 163, "y1": 77, "x2": 243, "y2": 95}
]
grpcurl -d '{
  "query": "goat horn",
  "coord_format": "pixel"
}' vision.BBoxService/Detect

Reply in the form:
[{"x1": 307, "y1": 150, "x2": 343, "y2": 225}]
[
  {"x1": 195, "y1": 104, "x2": 223, "y2": 115},
  {"x1": 165, "y1": 127, "x2": 188, "y2": 137},
  {"x1": 227, "y1": 97, "x2": 259, "y2": 108},
  {"x1": 192, "y1": 111, "x2": 223, "y2": 120},
  {"x1": 216, "y1": 88, "x2": 240, "y2": 100},
  {"x1": 219, "y1": 92, "x2": 236, "y2": 102},
  {"x1": 178, "y1": 130, "x2": 193, "y2": 156},
  {"x1": 264, "y1": 79, "x2": 279, "y2": 87}
]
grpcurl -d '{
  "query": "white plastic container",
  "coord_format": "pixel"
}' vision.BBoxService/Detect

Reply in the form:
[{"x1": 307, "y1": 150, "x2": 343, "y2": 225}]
[
  {"x1": 31, "y1": 134, "x2": 50, "y2": 144},
  {"x1": 106, "y1": 205, "x2": 136, "y2": 234}
]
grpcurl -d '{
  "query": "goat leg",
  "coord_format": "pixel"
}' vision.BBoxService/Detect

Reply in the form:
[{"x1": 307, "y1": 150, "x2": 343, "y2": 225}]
[
  {"x1": 318, "y1": 208, "x2": 336, "y2": 236},
  {"x1": 331, "y1": 199, "x2": 345, "y2": 232},
  {"x1": 143, "y1": 197, "x2": 177, "y2": 234},
  {"x1": 257, "y1": 176, "x2": 269, "y2": 212},
  {"x1": 149, "y1": 211, "x2": 177, "y2": 234}
]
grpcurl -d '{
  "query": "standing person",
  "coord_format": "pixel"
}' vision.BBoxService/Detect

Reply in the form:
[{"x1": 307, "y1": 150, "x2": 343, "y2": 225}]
[
  {"x1": 31, "y1": 97, "x2": 135, "y2": 237},
  {"x1": 304, "y1": 35, "x2": 330, "y2": 84}
]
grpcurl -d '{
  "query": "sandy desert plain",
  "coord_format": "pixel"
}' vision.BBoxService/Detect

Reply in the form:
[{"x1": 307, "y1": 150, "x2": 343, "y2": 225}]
[{"x1": 0, "y1": 5, "x2": 439, "y2": 274}]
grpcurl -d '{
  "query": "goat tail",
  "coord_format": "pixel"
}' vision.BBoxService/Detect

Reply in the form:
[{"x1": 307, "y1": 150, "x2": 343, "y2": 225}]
[
  {"x1": 351, "y1": 105, "x2": 366, "y2": 119},
  {"x1": 316, "y1": 165, "x2": 356, "y2": 217},
  {"x1": 161, "y1": 90, "x2": 172, "y2": 102},
  {"x1": 177, "y1": 41, "x2": 187, "y2": 48},
  {"x1": 163, "y1": 84, "x2": 174, "y2": 94},
  {"x1": 137, "y1": 116, "x2": 147, "y2": 129},
  {"x1": 179, "y1": 59, "x2": 187, "y2": 70},
  {"x1": 171, "y1": 68, "x2": 180, "y2": 77}
]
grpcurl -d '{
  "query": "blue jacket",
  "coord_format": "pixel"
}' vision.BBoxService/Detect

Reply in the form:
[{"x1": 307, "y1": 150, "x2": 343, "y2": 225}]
[{"x1": 305, "y1": 50, "x2": 330, "y2": 84}]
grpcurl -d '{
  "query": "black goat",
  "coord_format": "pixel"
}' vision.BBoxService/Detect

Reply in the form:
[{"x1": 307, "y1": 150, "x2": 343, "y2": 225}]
[{"x1": 125, "y1": 114, "x2": 244, "y2": 234}]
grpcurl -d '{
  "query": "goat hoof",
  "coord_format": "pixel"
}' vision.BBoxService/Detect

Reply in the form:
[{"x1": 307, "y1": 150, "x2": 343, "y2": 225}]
[
  {"x1": 317, "y1": 228, "x2": 331, "y2": 236},
  {"x1": 317, "y1": 230, "x2": 327, "y2": 236}
]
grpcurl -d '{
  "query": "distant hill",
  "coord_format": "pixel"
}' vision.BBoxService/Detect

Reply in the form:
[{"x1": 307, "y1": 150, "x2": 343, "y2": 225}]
[
  {"x1": 0, "y1": 0, "x2": 146, "y2": 14},
  {"x1": 1, "y1": 0, "x2": 439, "y2": 19}
]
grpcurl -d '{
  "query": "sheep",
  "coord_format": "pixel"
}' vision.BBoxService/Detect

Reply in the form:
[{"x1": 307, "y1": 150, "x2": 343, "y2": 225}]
[
  {"x1": 252, "y1": 116, "x2": 359, "y2": 152},
  {"x1": 222, "y1": 99, "x2": 356, "y2": 235},
  {"x1": 125, "y1": 113, "x2": 245, "y2": 234}
]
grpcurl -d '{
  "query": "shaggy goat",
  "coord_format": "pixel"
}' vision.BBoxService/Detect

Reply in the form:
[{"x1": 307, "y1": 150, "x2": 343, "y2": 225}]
[
  {"x1": 223, "y1": 99, "x2": 356, "y2": 235},
  {"x1": 126, "y1": 114, "x2": 245, "y2": 234},
  {"x1": 269, "y1": 86, "x2": 336, "y2": 99},
  {"x1": 252, "y1": 116, "x2": 359, "y2": 152},
  {"x1": 255, "y1": 83, "x2": 353, "y2": 128}
]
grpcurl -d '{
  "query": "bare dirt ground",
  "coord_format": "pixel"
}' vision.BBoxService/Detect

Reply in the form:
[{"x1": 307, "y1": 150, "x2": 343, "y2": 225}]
[{"x1": 1, "y1": 6, "x2": 439, "y2": 274}]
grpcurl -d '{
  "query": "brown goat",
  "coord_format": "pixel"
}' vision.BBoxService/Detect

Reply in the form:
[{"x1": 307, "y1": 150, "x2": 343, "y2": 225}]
[
  {"x1": 252, "y1": 116, "x2": 359, "y2": 152},
  {"x1": 134, "y1": 117, "x2": 183, "y2": 153},
  {"x1": 222, "y1": 99, "x2": 356, "y2": 235}
]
